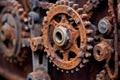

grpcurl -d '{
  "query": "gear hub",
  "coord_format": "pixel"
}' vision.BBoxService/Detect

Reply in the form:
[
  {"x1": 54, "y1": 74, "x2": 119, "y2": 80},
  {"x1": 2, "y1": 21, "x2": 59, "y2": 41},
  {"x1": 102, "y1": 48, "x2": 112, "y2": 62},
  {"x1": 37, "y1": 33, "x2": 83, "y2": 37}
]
[{"x1": 53, "y1": 26, "x2": 69, "y2": 46}]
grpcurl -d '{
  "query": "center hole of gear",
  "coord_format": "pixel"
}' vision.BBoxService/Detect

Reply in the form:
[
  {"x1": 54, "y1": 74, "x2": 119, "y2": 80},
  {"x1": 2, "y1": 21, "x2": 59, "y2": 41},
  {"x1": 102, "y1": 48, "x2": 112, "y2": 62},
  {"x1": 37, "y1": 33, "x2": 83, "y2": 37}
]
[{"x1": 55, "y1": 31, "x2": 62, "y2": 43}]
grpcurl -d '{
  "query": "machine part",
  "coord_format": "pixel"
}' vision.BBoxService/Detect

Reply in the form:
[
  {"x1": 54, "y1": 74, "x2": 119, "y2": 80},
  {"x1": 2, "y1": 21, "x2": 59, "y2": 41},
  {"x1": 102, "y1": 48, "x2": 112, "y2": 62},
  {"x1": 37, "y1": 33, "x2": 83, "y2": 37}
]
[
  {"x1": 93, "y1": 40, "x2": 112, "y2": 61},
  {"x1": 29, "y1": 0, "x2": 38, "y2": 10},
  {"x1": 29, "y1": 10, "x2": 48, "y2": 72},
  {"x1": 30, "y1": 28, "x2": 49, "y2": 79},
  {"x1": 30, "y1": 37, "x2": 43, "y2": 52},
  {"x1": 19, "y1": 0, "x2": 30, "y2": 22},
  {"x1": 105, "y1": 0, "x2": 119, "y2": 79},
  {"x1": 96, "y1": 70, "x2": 106, "y2": 80},
  {"x1": 98, "y1": 17, "x2": 112, "y2": 34},
  {"x1": 81, "y1": 0, "x2": 104, "y2": 20},
  {"x1": 0, "y1": 0, "x2": 30, "y2": 64},
  {"x1": 84, "y1": 0, "x2": 104, "y2": 12},
  {"x1": 43, "y1": 0, "x2": 93, "y2": 71},
  {"x1": 28, "y1": 11, "x2": 40, "y2": 22},
  {"x1": 0, "y1": 7, "x2": 21, "y2": 57},
  {"x1": 27, "y1": 70, "x2": 51, "y2": 80},
  {"x1": 31, "y1": 51, "x2": 48, "y2": 72},
  {"x1": 53, "y1": 26, "x2": 69, "y2": 46}
]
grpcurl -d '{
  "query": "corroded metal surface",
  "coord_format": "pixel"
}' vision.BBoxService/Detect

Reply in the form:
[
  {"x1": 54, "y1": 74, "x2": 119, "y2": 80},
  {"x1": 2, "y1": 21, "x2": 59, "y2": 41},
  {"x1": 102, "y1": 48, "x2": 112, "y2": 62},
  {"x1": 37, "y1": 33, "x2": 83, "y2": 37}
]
[
  {"x1": 0, "y1": 0, "x2": 120, "y2": 80},
  {"x1": 93, "y1": 40, "x2": 112, "y2": 62},
  {"x1": 0, "y1": 0, "x2": 28, "y2": 64},
  {"x1": 43, "y1": 0, "x2": 93, "y2": 71}
]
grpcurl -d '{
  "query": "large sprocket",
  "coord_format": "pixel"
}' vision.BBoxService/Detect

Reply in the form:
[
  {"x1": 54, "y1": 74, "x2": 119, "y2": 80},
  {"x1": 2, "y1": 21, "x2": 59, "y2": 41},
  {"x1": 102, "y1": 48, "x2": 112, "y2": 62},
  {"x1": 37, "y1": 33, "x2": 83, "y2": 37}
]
[{"x1": 43, "y1": 0, "x2": 93, "y2": 72}]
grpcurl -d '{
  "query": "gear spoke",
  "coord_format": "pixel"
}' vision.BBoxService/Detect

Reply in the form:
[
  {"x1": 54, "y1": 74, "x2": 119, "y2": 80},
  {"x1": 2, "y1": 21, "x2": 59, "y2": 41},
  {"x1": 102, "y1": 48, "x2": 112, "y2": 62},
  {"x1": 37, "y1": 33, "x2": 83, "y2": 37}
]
[
  {"x1": 60, "y1": 14, "x2": 69, "y2": 24},
  {"x1": 72, "y1": 29, "x2": 79, "y2": 42},
  {"x1": 52, "y1": 44, "x2": 58, "y2": 51},
  {"x1": 50, "y1": 19, "x2": 59, "y2": 27},
  {"x1": 70, "y1": 44, "x2": 80, "y2": 55},
  {"x1": 63, "y1": 51, "x2": 69, "y2": 61}
]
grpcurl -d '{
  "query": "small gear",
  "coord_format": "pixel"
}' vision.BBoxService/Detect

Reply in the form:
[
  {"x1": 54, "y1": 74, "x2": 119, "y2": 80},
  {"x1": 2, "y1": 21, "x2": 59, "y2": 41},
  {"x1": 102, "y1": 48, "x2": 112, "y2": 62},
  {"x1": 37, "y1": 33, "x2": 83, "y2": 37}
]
[{"x1": 43, "y1": 1, "x2": 94, "y2": 72}]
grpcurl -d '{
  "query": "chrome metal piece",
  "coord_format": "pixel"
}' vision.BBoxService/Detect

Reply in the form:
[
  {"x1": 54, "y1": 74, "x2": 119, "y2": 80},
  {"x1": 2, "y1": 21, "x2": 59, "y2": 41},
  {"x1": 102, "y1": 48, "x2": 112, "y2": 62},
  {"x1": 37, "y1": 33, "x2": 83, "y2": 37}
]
[{"x1": 53, "y1": 26, "x2": 69, "y2": 46}]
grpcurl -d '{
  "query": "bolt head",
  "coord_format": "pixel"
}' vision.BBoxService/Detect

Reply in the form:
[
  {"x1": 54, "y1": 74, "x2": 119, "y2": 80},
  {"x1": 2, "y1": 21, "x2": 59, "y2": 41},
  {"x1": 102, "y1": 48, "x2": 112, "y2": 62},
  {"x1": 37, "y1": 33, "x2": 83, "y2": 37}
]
[{"x1": 98, "y1": 18, "x2": 110, "y2": 34}]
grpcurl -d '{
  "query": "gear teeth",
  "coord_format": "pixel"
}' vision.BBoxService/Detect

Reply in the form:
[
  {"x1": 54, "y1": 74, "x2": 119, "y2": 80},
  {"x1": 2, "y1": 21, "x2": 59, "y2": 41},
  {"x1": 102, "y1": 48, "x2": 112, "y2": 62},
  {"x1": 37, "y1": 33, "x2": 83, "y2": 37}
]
[
  {"x1": 96, "y1": 74, "x2": 100, "y2": 77},
  {"x1": 25, "y1": 26, "x2": 29, "y2": 30},
  {"x1": 64, "y1": 1, "x2": 69, "y2": 6},
  {"x1": 87, "y1": 45, "x2": 93, "y2": 50},
  {"x1": 80, "y1": 45, "x2": 86, "y2": 50},
  {"x1": 43, "y1": 17, "x2": 48, "y2": 24},
  {"x1": 71, "y1": 70, "x2": 74, "y2": 73},
  {"x1": 44, "y1": 48, "x2": 47, "y2": 52},
  {"x1": 18, "y1": 8, "x2": 24, "y2": 13},
  {"x1": 79, "y1": 51, "x2": 84, "y2": 58},
  {"x1": 77, "y1": 8, "x2": 83, "y2": 14},
  {"x1": 57, "y1": 67, "x2": 59, "y2": 70},
  {"x1": 12, "y1": 1, "x2": 18, "y2": 6},
  {"x1": 22, "y1": 43, "x2": 26, "y2": 47},
  {"x1": 61, "y1": 69, "x2": 64, "y2": 72},
  {"x1": 79, "y1": 63, "x2": 85, "y2": 68},
  {"x1": 46, "y1": 54, "x2": 50, "y2": 58},
  {"x1": 86, "y1": 29, "x2": 93, "y2": 34},
  {"x1": 66, "y1": 71, "x2": 69, "y2": 74},
  {"x1": 82, "y1": 59, "x2": 89, "y2": 64},
  {"x1": 23, "y1": 18, "x2": 29, "y2": 23},
  {"x1": 60, "y1": 0, "x2": 64, "y2": 5},
  {"x1": 70, "y1": 21, "x2": 74, "y2": 25},
  {"x1": 49, "y1": 6, "x2": 53, "y2": 10},
  {"x1": 56, "y1": 1, "x2": 61, "y2": 5},
  {"x1": 46, "y1": 11, "x2": 49, "y2": 15},
  {"x1": 67, "y1": 7, "x2": 73, "y2": 14},
  {"x1": 87, "y1": 37, "x2": 94, "y2": 42},
  {"x1": 85, "y1": 21, "x2": 91, "y2": 26},
  {"x1": 101, "y1": 70, "x2": 106, "y2": 74},
  {"x1": 75, "y1": 68, "x2": 79, "y2": 71},
  {"x1": 69, "y1": 18, "x2": 73, "y2": 21},
  {"x1": 17, "y1": 3, "x2": 22, "y2": 8},
  {"x1": 99, "y1": 73, "x2": 104, "y2": 78},
  {"x1": 49, "y1": 60, "x2": 52, "y2": 63},
  {"x1": 69, "y1": 1, "x2": 74, "y2": 7},
  {"x1": 73, "y1": 4, "x2": 79, "y2": 10},
  {"x1": 85, "y1": 52, "x2": 91, "y2": 57},
  {"x1": 54, "y1": 4, "x2": 57, "y2": 7},
  {"x1": 82, "y1": 14, "x2": 88, "y2": 19},
  {"x1": 52, "y1": 64, "x2": 55, "y2": 67}
]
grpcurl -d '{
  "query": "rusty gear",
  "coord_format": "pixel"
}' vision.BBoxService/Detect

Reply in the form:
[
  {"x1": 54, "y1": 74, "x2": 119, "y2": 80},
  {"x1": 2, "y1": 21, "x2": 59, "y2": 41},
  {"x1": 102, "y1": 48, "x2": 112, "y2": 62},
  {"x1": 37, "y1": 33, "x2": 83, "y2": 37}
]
[
  {"x1": 43, "y1": 1, "x2": 93, "y2": 71},
  {"x1": 0, "y1": 0, "x2": 28, "y2": 64},
  {"x1": 0, "y1": 5, "x2": 21, "y2": 57}
]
